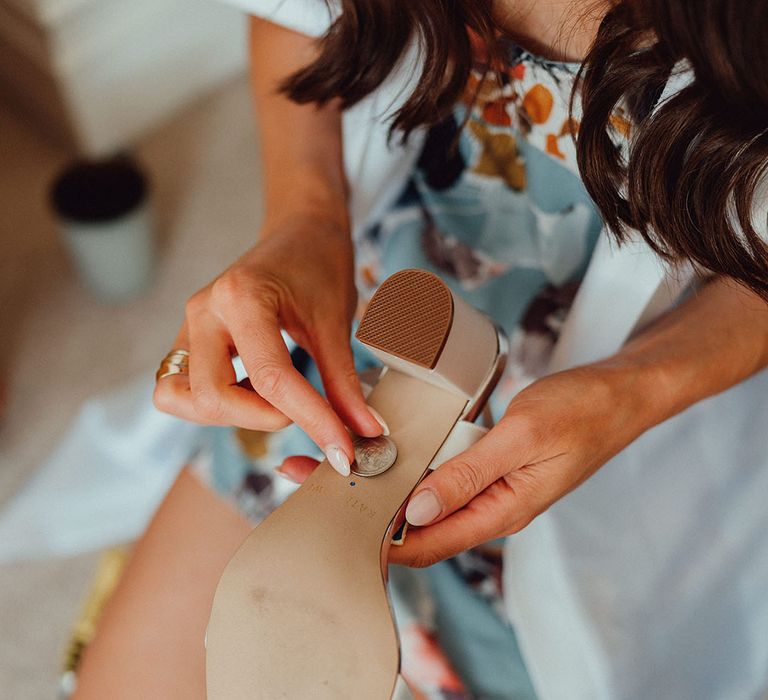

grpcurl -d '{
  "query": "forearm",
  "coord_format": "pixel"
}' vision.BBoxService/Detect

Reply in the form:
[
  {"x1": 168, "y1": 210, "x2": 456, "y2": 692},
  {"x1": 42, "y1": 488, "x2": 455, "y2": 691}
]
[
  {"x1": 601, "y1": 276, "x2": 768, "y2": 434},
  {"x1": 249, "y1": 17, "x2": 348, "y2": 231}
]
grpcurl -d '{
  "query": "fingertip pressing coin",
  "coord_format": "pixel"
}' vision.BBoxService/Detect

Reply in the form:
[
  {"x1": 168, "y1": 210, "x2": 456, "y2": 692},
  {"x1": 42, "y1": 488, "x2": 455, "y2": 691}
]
[{"x1": 351, "y1": 435, "x2": 398, "y2": 477}]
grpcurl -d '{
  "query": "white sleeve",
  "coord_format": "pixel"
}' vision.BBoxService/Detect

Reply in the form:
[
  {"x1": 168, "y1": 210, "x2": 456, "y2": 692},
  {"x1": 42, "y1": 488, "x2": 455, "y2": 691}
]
[
  {"x1": 212, "y1": 0, "x2": 337, "y2": 37},
  {"x1": 212, "y1": 0, "x2": 425, "y2": 240}
]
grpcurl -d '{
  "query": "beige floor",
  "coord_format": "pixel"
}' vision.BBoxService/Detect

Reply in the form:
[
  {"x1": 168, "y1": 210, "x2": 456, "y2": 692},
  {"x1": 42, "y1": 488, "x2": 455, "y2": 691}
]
[{"x1": 0, "y1": 74, "x2": 264, "y2": 697}]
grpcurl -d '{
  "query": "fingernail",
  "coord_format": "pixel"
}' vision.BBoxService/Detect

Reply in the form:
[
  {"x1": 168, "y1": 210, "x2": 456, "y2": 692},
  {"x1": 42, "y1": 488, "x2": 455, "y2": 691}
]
[
  {"x1": 325, "y1": 444, "x2": 351, "y2": 476},
  {"x1": 274, "y1": 466, "x2": 301, "y2": 484},
  {"x1": 367, "y1": 406, "x2": 390, "y2": 436},
  {"x1": 405, "y1": 489, "x2": 442, "y2": 526}
]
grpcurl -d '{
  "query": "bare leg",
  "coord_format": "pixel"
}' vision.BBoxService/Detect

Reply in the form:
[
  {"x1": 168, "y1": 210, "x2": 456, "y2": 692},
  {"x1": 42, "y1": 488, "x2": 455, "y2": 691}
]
[{"x1": 73, "y1": 468, "x2": 251, "y2": 699}]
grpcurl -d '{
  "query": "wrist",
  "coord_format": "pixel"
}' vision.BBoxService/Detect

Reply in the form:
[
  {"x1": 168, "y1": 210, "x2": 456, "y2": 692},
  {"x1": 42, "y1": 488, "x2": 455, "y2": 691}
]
[
  {"x1": 254, "y1": 201, "x2": 355, "y2": 283},
  {"x1": 589, "y1": 350, "x2": 673, "y2": 439},
  {"x1": 263, "y1": 163, "x2": 349, "y2": 235}
]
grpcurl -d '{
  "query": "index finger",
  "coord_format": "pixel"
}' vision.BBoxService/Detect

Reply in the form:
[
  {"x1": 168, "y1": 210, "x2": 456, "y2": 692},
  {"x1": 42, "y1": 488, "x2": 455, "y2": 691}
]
[{"x1": 224, "y1": 303, "x2": 355, "y2": 475}]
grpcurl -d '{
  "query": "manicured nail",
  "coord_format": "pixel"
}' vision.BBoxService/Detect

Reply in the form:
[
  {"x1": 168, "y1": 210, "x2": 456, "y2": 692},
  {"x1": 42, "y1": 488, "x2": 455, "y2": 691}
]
[
  {"x1": 405, "y1": 489, "x2": 442, "y2": 526},
  {"x1": 274, "y1": 466, "x2": 301, "y2": 484},
  {"x1": 325, "y1": 444, "x2": 351, "y2": 476},
  {"x1": 367, "y1": 406, "x2": 390, "y2": 436}
]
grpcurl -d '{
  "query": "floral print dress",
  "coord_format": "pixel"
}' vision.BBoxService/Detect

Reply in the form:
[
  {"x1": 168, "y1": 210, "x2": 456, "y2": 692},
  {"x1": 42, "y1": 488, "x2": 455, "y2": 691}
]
[{"x1": 192, "y1": 37, "x2": 607, "y2": 700}]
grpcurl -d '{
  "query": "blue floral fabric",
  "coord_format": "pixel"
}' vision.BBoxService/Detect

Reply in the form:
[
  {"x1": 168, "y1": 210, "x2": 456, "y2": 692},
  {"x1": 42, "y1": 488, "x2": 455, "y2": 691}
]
[{"x1": 193, "y1": 40, "x2": 604, "y2": 699}]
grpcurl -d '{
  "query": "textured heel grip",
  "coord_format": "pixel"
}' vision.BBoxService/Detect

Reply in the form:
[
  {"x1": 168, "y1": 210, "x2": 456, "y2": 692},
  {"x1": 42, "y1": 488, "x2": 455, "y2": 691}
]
[{"x1": 355, "y1": 269, "x2": 454, "y2": 369}]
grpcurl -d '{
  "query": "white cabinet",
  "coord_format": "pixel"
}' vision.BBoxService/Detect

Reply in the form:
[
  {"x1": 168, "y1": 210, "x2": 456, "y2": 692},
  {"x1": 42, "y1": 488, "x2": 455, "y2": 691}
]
[{"x1": 0, "y1": 0, "x2": 248, "y2": 155}]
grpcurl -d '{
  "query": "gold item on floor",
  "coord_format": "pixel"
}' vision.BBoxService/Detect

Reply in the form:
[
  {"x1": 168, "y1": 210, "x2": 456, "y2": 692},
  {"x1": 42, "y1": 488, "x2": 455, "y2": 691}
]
[{"x1": 59, "y1": 548, "x2": 131, "y2": 698}]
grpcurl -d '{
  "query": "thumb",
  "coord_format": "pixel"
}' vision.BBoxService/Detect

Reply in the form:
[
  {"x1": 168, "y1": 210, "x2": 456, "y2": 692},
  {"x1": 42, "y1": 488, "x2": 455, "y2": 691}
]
[{"x1": 405, "y1": 420, "x2": 521, "y2": 527}]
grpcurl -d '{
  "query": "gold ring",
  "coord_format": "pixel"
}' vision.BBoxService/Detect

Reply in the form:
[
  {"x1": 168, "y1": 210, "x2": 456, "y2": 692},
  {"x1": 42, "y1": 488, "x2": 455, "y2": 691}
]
[{"x1": 156, "y1": 348, "x2": 190, "y2": 381}]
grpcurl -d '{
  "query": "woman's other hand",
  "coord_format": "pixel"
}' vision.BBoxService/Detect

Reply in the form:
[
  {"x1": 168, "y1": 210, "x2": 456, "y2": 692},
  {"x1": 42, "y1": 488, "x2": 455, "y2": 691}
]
[
  {"x1": 275, "y1": 362, "x2": 651, "y2": 563},
  {"x1": 385, "y1": 364, "x2": 652, "y2": 566},
  {"x1": 274, "y1": 277, "x2": 768, "y2": 566},
  {"x1": 389, "y1": 276, "x2": 768, "y2": 567}
]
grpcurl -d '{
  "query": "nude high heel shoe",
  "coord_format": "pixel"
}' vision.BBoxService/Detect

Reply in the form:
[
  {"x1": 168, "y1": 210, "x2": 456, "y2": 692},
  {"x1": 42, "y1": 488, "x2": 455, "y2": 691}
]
[{"x1": 206, "y1": 269, "x2": 507, "y2": 699}]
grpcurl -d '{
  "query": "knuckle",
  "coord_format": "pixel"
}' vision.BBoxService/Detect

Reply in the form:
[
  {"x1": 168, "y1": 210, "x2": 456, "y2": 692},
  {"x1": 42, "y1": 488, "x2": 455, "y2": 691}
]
[
  {"x1": 191, "y1": 387, "x2": 225, "y2": 422},
  {"x1": 499, "y1": 476, "x2": 541, "y2": 533},
  {"x1": 448, "y1": 458, "x2": 487, "y2": 502},
  {"x1": 152, "y1": 384, "x2": 174, "y2": 414},
  {"x1": 505, "y1": 413, "x2": 543, "y2": 447},
  {"x1": 505, "y1": 513, "x2": 535, "y2": 536},
  {"x1": 185, "y1": 288, "x2": 211, "y2": 319},
  {"x1": 409, "y1": 550, "x2": 440, "y2": 569},
  {"x1": 502, "y1": 472, "x2": 530, "y2": 503},
  {"x1": 497, "y1": 503, "x2": 524, "y2": 536},
  {"x1": 244, "y1": 408, "x2": 293, "y2": 433},
  {"x1": 248, "y1": 274, "x2": 282, "y2": 301},
  {"x1": 324, "y1": 363, "x2": 360, "y2": 392},
  {"x1": 264, "y1": 413, "x2": 293, "y2": 431},
  {"x1": 249, "y1": 362, "x2": 285, "y2": 399},
  {"x1": 211, "y1": 271, "x2": 244, "y2": 307},
  {"x1": 212, "y1": 272, "x2": 283, "y2": 323},
  {"x1": 337, "y1": 362, "x2": 360, "y2": 386},
  {"x1": 526, "y1": 425, "x2": 545, "y2": 450}
]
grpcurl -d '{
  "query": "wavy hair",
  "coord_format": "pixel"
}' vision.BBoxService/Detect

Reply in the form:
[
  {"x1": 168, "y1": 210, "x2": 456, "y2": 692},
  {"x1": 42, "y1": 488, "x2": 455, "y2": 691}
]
[{"x1": 282, "y1": 0, "x2": 768, "y2": 297}]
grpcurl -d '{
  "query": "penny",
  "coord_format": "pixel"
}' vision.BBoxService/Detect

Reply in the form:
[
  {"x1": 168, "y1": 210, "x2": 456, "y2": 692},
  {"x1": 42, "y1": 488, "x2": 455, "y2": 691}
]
[{"x1": 351, "y1": 435, "x2": 398, "y2": 477}]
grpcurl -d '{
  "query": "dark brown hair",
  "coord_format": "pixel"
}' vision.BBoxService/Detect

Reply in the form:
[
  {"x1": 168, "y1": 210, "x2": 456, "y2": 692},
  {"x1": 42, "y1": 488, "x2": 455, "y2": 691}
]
[{"x1": 283, "y1": 0, "x2": 768, "y2": 297}]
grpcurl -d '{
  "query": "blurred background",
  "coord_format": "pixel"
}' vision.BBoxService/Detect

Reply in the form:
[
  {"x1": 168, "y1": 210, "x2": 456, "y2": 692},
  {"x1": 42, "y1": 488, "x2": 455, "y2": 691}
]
[{"x1": 0, "y1": 0, "x2": 263, "y2": 695}]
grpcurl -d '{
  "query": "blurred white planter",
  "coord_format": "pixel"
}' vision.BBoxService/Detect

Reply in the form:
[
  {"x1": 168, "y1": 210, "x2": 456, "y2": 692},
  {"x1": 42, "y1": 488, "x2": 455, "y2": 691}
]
[
  {"x1": 0, "y1": 0, "x2": 247, "y2": 155},
  {"x1": 52, "y1": 157, "x2": 157, "y2": 302}
]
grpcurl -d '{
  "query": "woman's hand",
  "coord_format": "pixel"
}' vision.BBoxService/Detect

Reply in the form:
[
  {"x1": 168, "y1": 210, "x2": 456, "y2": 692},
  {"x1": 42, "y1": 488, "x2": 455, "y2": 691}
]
[
  {"x1": 387, "y1": 364, "x2": 653, "y2": 566},
  {"x1": 389, "y1": 277, "x2": 768, "y2": 567},
  {"x1": 275, "y1": 277, "x2": 768, "y2": 566},
  {"x1": 278, "y1": 361, "x2": 652, "y2": 564},
  {"x1": 153, "y1": 212, "x2": 384, "y2": 474},
  {"x1": 153, "y1": 18, "x2": 385, "y2": 474}
]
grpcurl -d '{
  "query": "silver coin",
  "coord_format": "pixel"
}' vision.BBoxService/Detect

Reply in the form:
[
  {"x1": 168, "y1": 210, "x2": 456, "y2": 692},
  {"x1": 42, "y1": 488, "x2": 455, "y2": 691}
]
[{"x1": 351, "y1": 435, "x2": 398, "y2": 477}]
